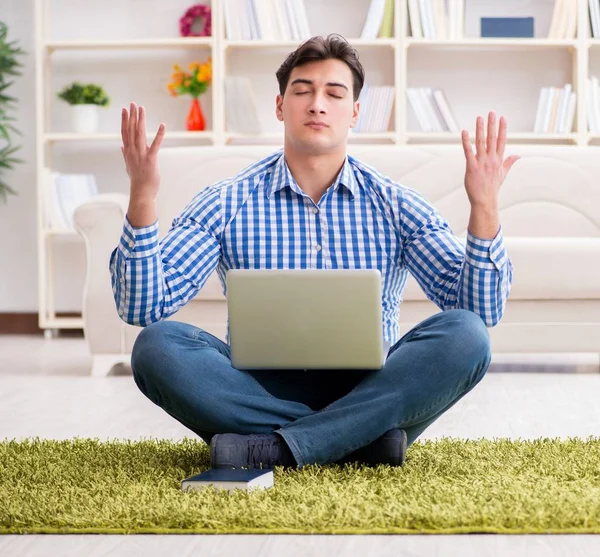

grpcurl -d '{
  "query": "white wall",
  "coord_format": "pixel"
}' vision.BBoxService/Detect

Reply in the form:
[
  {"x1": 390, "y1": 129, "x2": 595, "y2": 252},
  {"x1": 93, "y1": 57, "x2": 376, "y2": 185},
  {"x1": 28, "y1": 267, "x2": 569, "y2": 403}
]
[{"x1": 0, "y1": 0, "x2": 556, "y2": 312}]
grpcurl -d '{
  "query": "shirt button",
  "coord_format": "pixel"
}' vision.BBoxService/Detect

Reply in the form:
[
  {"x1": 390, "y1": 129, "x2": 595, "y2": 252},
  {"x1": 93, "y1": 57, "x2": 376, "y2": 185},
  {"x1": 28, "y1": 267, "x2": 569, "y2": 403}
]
[
  {"x1": 311, "y1": 207, "x2": 318, "y2": 214},
  {"x1": 315, "y1": 244, "x2": 322, "y2": 251},
  {"x1": 120, "y1": 277, "x2": 124, "y2": 284}
]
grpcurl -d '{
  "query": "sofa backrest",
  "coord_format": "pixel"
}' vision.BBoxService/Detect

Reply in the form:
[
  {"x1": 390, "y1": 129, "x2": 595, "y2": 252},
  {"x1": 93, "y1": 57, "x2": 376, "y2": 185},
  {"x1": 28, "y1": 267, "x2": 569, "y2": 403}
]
[
  {"x1": 156, "y1": 144, "x2": 600, "y2": 302},
  {"x1": 157, "y1": 144, "x2": 600, "y2": 239}
]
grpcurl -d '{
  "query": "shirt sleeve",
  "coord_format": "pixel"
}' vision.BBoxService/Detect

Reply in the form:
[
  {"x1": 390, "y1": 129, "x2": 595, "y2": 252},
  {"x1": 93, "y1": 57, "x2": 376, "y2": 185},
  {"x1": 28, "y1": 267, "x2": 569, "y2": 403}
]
[
  {"x1": 398, "y1": 187, "x2": 513, "y2": 327},
  {"x1": 109, "y1": 187, "x2": 223, "y2": 326}
]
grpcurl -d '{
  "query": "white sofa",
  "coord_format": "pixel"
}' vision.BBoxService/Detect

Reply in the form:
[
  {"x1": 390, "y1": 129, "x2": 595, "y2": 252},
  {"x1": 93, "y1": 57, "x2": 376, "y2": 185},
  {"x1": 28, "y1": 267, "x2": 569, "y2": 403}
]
[{"x1": 73, "y1": 145, "x2": 600, "y2": 376}]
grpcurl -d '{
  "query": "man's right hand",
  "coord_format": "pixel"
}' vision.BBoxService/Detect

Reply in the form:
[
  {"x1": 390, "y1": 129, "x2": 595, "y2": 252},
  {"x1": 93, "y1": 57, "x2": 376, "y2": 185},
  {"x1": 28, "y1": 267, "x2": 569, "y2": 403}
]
[{"x1": 121, "y1": 102, "x2": 165, "y2": 226}]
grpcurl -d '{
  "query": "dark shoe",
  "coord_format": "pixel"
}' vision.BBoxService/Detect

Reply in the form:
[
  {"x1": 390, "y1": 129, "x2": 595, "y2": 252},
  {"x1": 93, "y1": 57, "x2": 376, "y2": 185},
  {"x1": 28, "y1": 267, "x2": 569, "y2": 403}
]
[
  {"x1": 337, "y1": 428, "x2": 408, "y2": 466},
  {"x1": 210, "y1": 433, "x2": 297, "y2": 469}
]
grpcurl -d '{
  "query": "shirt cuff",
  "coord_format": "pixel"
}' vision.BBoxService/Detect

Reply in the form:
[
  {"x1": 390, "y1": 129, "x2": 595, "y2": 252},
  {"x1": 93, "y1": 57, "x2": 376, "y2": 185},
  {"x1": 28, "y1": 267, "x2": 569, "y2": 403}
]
[
  {"x1": 118, "y1": 216, "x2": 160, "y2": 259},
  {"x1": 464, "y1": 226, "x2": 508, "y2": 271}
]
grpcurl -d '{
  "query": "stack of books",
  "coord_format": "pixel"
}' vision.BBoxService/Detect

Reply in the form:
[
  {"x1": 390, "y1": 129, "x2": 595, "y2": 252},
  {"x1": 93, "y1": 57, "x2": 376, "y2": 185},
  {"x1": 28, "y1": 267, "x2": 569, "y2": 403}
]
[
  {"x1": 223, "y1": 0, "x2": 311, "y2": 41},
  {"x1": 589, "y1": 0, "x2": 600, "y2": 38},
  {"x1": 406, "y1": 87, "x2": 459, "y2": 132},
  {"x1": 533, "y1": 84, "x2": 576, "y2": 134},
  {"x1": 360, "y1": 0, "x2": 395, "y2": 40},
  {"x1": 45, "y1": 171, "x2": 98, "y2": 230},
  {"x1": 354, "y1": 85, "x2": 395, "y2": 133},
  {"x1": 588, "y1": 77, "x2": 600, "y2": 133},
  {"x1": 407, "y1": 0, "x2": 464, "y2": 39},
  {"x1": 547, "y1": 0, "x2": 578, "y2": 39}
]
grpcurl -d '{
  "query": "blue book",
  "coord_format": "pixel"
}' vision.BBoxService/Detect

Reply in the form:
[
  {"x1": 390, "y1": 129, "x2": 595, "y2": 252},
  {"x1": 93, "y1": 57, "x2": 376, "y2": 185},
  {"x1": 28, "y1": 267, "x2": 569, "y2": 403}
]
[
  {"x1": 181, "y1": 468, "x2": 274, "y2": 493},
  {"x1": 481, "y1": 17, "x2": 534, "y2": 38}
]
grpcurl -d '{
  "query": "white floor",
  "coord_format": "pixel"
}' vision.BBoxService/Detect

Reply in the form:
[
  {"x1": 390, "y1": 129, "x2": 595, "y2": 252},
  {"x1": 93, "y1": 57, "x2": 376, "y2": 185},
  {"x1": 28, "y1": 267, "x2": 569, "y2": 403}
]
[{"x1": 1, "y1": 335, "x2": 600, "y2": 556}]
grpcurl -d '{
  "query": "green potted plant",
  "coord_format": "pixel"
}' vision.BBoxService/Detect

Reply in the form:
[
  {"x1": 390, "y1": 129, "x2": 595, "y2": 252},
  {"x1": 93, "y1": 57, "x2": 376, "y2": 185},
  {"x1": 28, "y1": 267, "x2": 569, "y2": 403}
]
[
  {"x1": 0, "y1": 21, "x2": 25, "y2": 202},
  {"x1": 56, "y1": 82, "x2": 110, "y2": 134}
]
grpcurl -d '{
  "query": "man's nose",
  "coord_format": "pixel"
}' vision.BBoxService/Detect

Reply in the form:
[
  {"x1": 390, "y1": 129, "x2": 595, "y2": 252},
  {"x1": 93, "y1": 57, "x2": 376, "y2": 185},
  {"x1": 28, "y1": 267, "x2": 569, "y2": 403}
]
[{"x1": 308, "y1": 93, "x2": 326, "y2": 114}]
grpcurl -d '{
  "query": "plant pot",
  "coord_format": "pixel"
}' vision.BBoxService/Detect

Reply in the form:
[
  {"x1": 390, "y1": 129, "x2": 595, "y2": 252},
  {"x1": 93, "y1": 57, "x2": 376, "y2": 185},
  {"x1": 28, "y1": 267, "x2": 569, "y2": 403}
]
[{"x1": 72, "y1": 104, "x2": 100, "y2": 134}]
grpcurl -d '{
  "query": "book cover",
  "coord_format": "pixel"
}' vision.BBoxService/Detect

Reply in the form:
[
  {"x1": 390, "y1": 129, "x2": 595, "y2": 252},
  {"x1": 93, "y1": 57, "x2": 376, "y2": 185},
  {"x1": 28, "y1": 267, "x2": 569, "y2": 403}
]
[
  {"x1": 480, "y1": 17, "x2": 534, "y2": 38},
  {"x1": 181, "y1": 468, "x2": 274, "y2": 493}
]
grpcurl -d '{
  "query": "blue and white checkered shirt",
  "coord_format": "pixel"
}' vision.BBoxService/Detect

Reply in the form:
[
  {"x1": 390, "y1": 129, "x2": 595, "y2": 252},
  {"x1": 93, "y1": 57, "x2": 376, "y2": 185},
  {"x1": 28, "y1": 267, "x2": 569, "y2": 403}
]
[{"x1": 110, "y1": 150, "x2": 512, "y2": 343}]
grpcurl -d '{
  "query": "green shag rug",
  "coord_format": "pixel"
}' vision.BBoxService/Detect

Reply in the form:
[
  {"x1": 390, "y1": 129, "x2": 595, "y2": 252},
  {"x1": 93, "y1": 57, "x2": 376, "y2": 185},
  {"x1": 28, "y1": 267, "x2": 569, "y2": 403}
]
[{"x1": 2, "y1": 437, "x2": 600, "y2": 535}]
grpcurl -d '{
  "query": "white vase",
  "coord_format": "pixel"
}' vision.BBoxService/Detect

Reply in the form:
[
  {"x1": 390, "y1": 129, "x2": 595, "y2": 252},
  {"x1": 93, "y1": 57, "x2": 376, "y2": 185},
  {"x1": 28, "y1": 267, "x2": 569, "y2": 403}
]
[{"x1": 72, "y1": 104, "x2": 100, "y2": 134}]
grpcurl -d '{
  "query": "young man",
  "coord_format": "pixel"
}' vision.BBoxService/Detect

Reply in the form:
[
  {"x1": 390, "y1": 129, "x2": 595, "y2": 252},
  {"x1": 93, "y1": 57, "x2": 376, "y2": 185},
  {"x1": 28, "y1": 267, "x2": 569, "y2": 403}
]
[{"x1": 112, "y1": 35, "x2": 517, "y2": 470}]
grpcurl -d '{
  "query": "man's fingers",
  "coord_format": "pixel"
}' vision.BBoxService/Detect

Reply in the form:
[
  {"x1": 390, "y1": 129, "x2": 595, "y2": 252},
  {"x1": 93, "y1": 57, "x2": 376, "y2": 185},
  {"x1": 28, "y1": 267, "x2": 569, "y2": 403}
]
[
  {"x1": 138, "y1": 105, "x2": 148, "y2": 151},
  {"x1": 475, "y1": 116, "x2": 485, "y2": 157},
  {"x1": 461, "y1": 129, "x2": 476, "y2": 166},
  {"x1": 497, "y1": 116, "x2": 508, "y2": 158},
  {"x1": 149, "y1": 123, "x2": 166, "y2": 155},
  {"x1": 121, "y1": 108, "x2": 129, "y2": 149},
  {"x1": 503, "y1": 154, "x2": 520, "y2": 174},
  {"x1": 128, "y1": 102, "x2": 137, "y2": 148},
  {"x1": 486, "y1": 111, "x2": 496, "y2": 154}
]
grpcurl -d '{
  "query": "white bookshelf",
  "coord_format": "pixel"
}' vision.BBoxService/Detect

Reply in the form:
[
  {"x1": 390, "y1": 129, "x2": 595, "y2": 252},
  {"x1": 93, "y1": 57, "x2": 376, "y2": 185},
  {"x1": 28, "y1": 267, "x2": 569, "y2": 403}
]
[{"x1": 33, "y1": 0, "x2": 600, "y2": 334}]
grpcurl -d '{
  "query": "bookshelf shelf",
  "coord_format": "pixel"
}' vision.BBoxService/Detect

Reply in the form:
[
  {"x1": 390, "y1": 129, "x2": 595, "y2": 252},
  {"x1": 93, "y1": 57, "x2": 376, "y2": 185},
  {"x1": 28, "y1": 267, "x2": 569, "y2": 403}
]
[
  {"x1": 224, "y1": 39, "x2": 396, "y2": 49},
  {"x1": 405, "y1": 132, "x2": 579, "y2": 144},
  {"x1": 44, "y1": 132, "x2": 215, "y2": 142},
  {"x1": 44, "y1": 317, "x2": 84, "y2": 329},
  {"x1": 225, "y1": 131, "x2": 397, "y2": 143},
  {"x1": 45, "y1": 38, "x2": 214, "y2": 51},
  {"x1": 406, "y1": 39, "x2": 578, "y2": 49}
]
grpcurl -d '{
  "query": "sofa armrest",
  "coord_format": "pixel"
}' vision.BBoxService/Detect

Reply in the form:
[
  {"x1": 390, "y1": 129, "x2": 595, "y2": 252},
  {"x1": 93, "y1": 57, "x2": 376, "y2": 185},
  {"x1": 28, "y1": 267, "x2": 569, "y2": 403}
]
[{"x1": 73, "y1": 194, "x2": 137, "y2": 354}]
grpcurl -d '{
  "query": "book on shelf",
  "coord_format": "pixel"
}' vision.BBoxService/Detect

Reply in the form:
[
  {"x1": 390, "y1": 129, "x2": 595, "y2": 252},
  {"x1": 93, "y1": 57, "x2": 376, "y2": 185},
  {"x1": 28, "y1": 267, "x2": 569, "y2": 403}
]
[
  {"x1": 408, "y1": 0, "x2": 463, "y2": 40},
  {"x1": 378, "y1": 0, "x2": 395, "y2": 39},
  {"x1": 480, "y1": 17, "x2": 534, "y2": 38},
  {"x1": 360, "y1": 0, "x2": 394, "y2": 40},
  {"x1": 353, "y1": 85, "x2": 395, "y2": 133},
  {"x1": 547, "y1": 0, "x2": 577, "y2": 39},
  {"x1": 406, "y1": 87, "x2": 458, "y2": 132},
  {"x1": 533, "y1": 84, "x2": 576, "y2": 134},
  {"x1": 224, "y1": 76, "x2": 262, "y2": 134},
  {"x1": 224, "y1": 0, "x2": 311, "y2": 41},
  {"x1": 588, "y1": 76, "x2": 600, "y2": 133},
  {"x1": 589, "y1": 0, "x2": 600, "y2": 39},
  {"x1": 44, "y1": 171, "x2": 99, "y2": 231},
  {"x1": 181, "y1": 468, "x2": 274, "y2": 493}
]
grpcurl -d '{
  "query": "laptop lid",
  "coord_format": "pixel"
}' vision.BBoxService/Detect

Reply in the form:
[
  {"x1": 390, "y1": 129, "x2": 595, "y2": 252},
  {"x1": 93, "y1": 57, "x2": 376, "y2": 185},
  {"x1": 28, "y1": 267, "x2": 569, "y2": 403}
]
[{"x1": 226, "y1": 269, "x2": 386, "y2": 370}]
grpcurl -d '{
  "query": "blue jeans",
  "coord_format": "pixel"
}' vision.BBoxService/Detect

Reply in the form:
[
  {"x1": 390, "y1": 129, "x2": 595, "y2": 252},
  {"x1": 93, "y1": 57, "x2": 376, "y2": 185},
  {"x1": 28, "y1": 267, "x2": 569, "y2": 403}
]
[{"x1": 131, "y1": 309, "x2": 491, "y2": 467}]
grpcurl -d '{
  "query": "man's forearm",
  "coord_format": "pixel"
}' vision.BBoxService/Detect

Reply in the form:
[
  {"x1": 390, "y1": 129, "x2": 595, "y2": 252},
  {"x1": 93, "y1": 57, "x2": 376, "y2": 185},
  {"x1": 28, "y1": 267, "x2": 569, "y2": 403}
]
[
  {"x1": 127, "y1": 196, "x2": 157, "y2": 228},
  {"x1": 467, "y1": 203, "x2": 500, "y2": 240}
]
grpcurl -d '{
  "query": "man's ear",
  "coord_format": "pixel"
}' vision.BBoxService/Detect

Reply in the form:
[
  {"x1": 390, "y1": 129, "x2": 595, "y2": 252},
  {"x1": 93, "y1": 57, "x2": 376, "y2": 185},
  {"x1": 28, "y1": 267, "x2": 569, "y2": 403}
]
[
  {"x1": 349, "y1": 100, "x2": 360, "y2": 129},
  {"x1": 276, "y1": 94, "x2": 284, "y2": 122}
]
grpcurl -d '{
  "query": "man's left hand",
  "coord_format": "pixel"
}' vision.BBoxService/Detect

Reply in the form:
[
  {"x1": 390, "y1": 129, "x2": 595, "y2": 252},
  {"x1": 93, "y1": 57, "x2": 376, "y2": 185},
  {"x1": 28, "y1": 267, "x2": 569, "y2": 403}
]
[{"x1": 461, "y1": 111, "x2": 520, "y2": 211}]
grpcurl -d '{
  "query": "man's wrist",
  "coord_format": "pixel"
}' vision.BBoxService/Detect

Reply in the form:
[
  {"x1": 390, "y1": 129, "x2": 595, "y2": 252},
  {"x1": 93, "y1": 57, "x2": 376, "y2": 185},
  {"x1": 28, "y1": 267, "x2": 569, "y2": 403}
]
[
  {"x1": 468, "y1": 203, "x2": 500, "y2": 240},
  {"x1": 127, "y1": 197, "x2": 157, "y2": 228}
]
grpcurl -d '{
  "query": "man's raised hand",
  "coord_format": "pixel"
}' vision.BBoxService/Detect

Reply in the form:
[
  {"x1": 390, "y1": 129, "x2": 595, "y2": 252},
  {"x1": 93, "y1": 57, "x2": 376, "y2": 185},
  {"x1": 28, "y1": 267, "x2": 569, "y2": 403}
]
[
  {"x1": 461, "y1": 111, "x2": 520, "y2": 210},
  {"x1": 121, "y1": 102, "x2": 166, "y2": 203}
]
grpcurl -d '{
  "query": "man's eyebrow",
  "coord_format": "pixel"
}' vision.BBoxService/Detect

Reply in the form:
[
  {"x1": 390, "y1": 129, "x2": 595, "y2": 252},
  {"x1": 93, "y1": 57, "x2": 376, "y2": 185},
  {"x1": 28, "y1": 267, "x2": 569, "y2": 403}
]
[{"x1": 289, "y1": 78, "x2": 348, "y2": 91}]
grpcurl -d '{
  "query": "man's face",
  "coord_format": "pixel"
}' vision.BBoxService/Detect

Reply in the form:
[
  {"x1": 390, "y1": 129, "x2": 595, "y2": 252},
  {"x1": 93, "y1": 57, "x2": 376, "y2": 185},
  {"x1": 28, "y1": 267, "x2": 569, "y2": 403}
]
[{"x1": 276, "y1": 58, "x2": 360, "y2": 154}]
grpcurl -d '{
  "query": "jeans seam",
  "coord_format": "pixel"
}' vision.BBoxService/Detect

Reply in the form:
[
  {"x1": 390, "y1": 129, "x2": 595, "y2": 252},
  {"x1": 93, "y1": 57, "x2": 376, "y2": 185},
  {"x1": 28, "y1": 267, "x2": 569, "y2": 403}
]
[{"x1": 400, "y1": 392, "x2": 454, "y2": 427}]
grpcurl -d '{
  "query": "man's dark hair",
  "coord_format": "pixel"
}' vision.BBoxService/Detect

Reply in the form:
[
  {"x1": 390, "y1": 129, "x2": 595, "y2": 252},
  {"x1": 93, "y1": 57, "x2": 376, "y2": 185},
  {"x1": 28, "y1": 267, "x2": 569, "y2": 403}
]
[{"x1": 275, "y1": 34, "x2": 365, "y2": 102}]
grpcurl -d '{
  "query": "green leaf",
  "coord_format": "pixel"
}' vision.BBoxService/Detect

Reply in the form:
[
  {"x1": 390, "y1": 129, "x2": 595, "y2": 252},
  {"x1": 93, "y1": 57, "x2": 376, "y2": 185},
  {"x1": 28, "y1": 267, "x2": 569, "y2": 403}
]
[{"x1": 0, "y1": 19, "x2": 25, "y2": 200}]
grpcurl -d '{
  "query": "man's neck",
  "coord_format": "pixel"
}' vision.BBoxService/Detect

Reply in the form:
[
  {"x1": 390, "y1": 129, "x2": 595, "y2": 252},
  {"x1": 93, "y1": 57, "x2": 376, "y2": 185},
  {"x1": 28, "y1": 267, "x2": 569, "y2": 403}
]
[{"x1": 283, "y1": 144, "x2": 347, "y2": 205}]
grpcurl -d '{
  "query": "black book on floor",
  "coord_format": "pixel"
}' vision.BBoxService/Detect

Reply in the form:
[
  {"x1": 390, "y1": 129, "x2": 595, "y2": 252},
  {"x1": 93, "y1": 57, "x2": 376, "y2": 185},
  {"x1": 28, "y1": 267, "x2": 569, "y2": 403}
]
[{"x1": 181, "y1": 468, "x2": 274, "y2": 493}]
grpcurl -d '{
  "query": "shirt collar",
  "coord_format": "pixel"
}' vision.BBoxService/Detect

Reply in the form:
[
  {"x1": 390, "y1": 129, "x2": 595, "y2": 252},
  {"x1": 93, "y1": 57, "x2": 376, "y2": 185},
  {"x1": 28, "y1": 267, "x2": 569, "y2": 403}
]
[{"x1": 266, "y1": 152, "x2": 358, "y2": 200}]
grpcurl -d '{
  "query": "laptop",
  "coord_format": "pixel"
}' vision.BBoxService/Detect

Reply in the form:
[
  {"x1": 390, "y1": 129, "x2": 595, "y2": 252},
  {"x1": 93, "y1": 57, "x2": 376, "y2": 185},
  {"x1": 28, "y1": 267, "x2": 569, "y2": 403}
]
[{"x1": 226, "y1": 269, "x2": 390, "y2": 370}]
